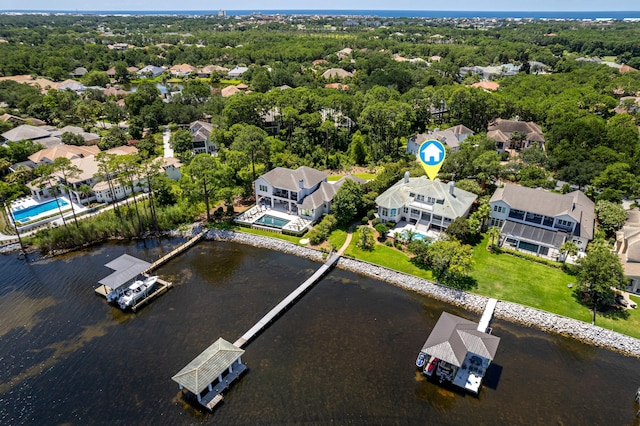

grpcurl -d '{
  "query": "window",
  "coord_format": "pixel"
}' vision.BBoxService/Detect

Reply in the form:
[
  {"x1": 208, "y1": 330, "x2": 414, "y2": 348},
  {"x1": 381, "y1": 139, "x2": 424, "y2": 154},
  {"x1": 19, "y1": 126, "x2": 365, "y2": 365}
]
[
  {"x1": 259, "y1": 184, "x2": 268, "y2": 192},
  {"x1": 390, "y1": 208, "x2": 397, "y2": 216},
  {"x1": 403, "y1": 207, "x2": 408, "y2": 213},
  {"x1": 427, "y1": 196, "x2": 436, "y2": 204},
  {"x1": 416, "y1": 195, "x2": 425, "y2": 202},
  {"x1": 409, "y1": 192, "x2": 415, "y2": 197},
  {"x1": 381, "y1": 207, "x2": 389, "y2": 216},
  {"x1": 493, "y1": 205, "x2": 505, "y2": 213},
  {"x1": 433, "y1": 215, "x2": 442, "y2": 221},
  {"x1": 489, "y1": 218, "x2": 504, "y2": 228},
  {"x1": 556, "y1": 219, "x2": 573, "y2": 229}
]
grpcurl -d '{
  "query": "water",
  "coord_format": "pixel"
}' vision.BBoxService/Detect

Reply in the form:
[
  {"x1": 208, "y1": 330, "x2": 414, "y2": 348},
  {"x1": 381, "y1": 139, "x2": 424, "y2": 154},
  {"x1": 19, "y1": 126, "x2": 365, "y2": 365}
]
[
  {"x1": 1, "y1": 239, "x2": 639, "y2": 424},
  {"x1": 11, "y1": 198, "x2": 68, "y2": 223},
  {"x1": 254, "y1": 214, "x2": 290, "y2": 228}
]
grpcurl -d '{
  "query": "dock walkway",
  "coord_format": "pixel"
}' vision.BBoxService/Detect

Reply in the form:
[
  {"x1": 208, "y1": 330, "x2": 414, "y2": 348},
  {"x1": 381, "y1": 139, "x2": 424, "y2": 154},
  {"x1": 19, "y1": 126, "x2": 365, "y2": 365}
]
[
  {"x1": 478, "y1": 298, "x2": 498, "y2": 333},
  {"x1": 144, "y1": 230, "x2": 207, "y2": 274},
  {"x1": 234, "y1": 252, "x2": 340, "y2": 348}
]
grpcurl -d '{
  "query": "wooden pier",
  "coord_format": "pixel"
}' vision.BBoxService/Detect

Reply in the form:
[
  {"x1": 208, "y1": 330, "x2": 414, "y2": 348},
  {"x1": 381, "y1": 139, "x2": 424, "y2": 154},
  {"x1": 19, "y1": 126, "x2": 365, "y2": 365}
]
[
  {"x1": 478, "y1": 298, "x2": 498, "y2": 333},
  {"x1": 145, "y1": 230, "x2": 207, "y2": 273},
  {"x1": 130, "y1": 278, "x2": 172, "y2": 312},
  {"x1": 234, "y1": 252, "x2": 340, "y2": 348}
]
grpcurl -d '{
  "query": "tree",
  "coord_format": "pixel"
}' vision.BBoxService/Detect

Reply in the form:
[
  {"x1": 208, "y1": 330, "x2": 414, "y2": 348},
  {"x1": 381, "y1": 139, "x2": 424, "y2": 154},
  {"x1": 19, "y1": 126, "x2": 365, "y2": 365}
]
[
  {"x1": 95, "y1": 152, "x2": 124, "y2": 226},
  {"x1": 560, "y1": 241, "x2": 578, "y2": 264},
  {"x1": 230, "y1": 125, "x2": 269, "y2": 181},
  {"x1": 595, "y1": 200, "x2": 627, "y2": 235},
  {"x1": 53, "y1": 157, "x2": 82, "y2": 226},
  {"x1": 181, "y1": 154, "x2": 228, "y2": 222},
  {"x1": 169, "y1": 129, "x2": 194, "y2": 161},
  {"x1": 60, "y1": 131, "x2": 86, "y2": 146},
  {"x1": 413, "y1": 239, "x2": 474, "y2": 283},
  {"x1": 575, "y1": 244, "x2": 626, "y2": 319},
  {"x1": 356, "y1": 225, "x2": 374, "y2": 250},
  {"x1": 34, "y1": 163, "x2": 67, "y2": 227},
  {"x1": 348, "y1": 130, "x2": 367, "y2": 165},
  {"x1": 82, "y1": 70, "x2": 110, "y2": 87},
  {"x1": 487, "y1": 227, "x2": 501, "y2": 249},
  {"x1": 445, "y1": 217, "x2": 471, "y2": 243},
  {"x1": 100, "y1": 126, "x2": 128, "y2": 150},
  {"x1": 331, "y1": 179, "x2": 364, "y2": 225}
]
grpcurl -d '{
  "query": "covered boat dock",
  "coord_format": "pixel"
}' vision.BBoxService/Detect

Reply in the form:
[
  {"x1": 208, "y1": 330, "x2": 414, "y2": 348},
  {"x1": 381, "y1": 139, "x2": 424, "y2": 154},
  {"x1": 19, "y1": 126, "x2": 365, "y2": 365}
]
[
  {"x1": 95, "y1": 254, "x2": 151, "y2": 297},
  {"x1": 420, "y1": 311, "x2": 500, "y2": 394},
  {"x1": 172, "y1": 338, "x2": 247, "y2": 411}
]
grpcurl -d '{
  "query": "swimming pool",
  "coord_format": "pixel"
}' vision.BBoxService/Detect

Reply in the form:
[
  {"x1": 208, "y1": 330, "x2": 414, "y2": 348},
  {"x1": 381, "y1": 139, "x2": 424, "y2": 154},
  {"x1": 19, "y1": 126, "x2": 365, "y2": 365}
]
[
  {"x1": 400, "y1": 230, "x2": 432, "y2": 242},
  {"x1": 12, "y1": 199, "x2": 68, "y2": 223},
  {"x1": 254, "y1": 214, "x2": 290, "y2": 228}
]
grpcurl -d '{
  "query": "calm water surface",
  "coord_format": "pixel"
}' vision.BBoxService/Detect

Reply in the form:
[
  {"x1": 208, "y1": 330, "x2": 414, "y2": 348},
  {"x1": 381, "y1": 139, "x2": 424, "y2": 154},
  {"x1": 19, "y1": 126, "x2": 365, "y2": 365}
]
[{"x1": 1, "y1": 239, "x2": 639, "y2": 425}]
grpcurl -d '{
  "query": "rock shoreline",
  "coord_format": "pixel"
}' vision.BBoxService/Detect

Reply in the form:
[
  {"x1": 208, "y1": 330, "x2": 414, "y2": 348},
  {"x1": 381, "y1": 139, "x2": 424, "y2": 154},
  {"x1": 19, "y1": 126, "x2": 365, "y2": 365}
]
[{"x1": 206, "y1": 229, "x2": 640, "y2": 358}]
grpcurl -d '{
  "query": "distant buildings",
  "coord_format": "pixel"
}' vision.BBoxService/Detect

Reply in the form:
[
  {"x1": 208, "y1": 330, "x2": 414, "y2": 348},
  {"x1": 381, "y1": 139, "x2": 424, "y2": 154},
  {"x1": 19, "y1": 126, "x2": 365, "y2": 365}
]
[
  {"x1": 407, "y1": 125, "x2": 474, "y2": 155},
  {"x1": 486, "y1": 118, "x2": 545, "y2": 152}
]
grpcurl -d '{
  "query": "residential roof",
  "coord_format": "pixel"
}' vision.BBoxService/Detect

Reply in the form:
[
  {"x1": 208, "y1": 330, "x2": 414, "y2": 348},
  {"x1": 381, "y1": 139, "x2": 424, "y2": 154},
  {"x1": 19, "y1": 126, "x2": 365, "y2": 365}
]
[
  {"x1": 259, "y1": 166, "x2": 328, "y2": 192},
  {"x1": 490, "y1": 184, "x2": 595, "y2": 240},
  {"x1": 448, "y1": 124, "x2": 474, "y2": 136},
  {"x1": 199, "y1": 65, "x2": 229, "y2": 74},
  {"x1": 421, "y1": 312, "x2": 501, "y2": 367},
  {"x1": 171, "y1": 338, "x2": 245, "y2": 395},
  {"x1": 322, "y1": 68, "x2": 353, "y2": 79},
  {"x1": 221, "y1": 85, "x2": 241, "y2": 97},
  {"x1": 487, "y1": 118, "x2": 544, "y2": 142},
  {"x1": 471, "y1": 81, "x2": 500, "y2": 91},
  {"x1": 376, "y1": 176, "x2": 477, "y2": 219},
  {"x1": 2, "y1": 124, "x2": 50, "y2": 142},
  {"x1": 190, "y1": 120, "x2": 213, "y2": 141},
  {"x1": 228, "y1": 66, "x2": 249, "y2": 76},
  {"x1": 28, "y1": 145, "x2": 100, "y2": 164},
  {"x1": 170, "y1": 63, "x2": 196, "y2": 74},
  {"x1": 501, "y1": 220, "x2": 567, "y2": 248}
]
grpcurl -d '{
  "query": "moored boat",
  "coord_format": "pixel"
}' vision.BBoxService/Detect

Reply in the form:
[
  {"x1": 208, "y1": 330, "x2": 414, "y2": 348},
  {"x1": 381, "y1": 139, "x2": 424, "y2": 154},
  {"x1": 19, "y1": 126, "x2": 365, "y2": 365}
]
[
  {"x1": 118, "y1": 276, "x2": 158, "y2": 310},
  {"x1": 416, "y1": 352, "x2": 427, "y2": 368},
  {"x1": 424, "y1": 356, "x2": 438, "y2": 376}
]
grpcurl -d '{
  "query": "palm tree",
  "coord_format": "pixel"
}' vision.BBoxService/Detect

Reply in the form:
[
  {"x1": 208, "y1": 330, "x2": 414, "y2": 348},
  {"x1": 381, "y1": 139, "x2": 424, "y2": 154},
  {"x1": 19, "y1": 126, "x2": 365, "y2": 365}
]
[
  {"x1": 78, "y1": 184, "x2": 93, "y2": 201},
  {"x1": 560, "y1": 241, "x2": 578, "y2": 264},
  {"x1": 487, "y1": 226, "x2": 501, "y2": 249},
  {"x1": 35, "y1": 164, "x2": 67, "y2": 228},
  {"x1": 53, "y1": 157, "x2": 82, "y2": 227},
  {"x1": 95, "y1": 152, "x2": 124, "y2": 226}
]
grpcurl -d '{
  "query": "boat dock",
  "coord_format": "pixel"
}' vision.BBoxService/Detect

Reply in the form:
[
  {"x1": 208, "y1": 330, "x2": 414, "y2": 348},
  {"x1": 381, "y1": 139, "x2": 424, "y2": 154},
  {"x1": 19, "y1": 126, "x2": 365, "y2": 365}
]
[
  {"x1": 234, "y1": 251, "x2": 340, "y2": 348},
  {"x1": 478, "y1": 298, "x2": 498, "y2": 333},
  {"x1": 130, "y1": 278, "x2": 172, "y2": 312},
  {"x1": 95, "y1": 231, "x2": 207, "y2": 309},
  {"x1": 144, "y1": 231, "x2": 207, "y2": 273}
]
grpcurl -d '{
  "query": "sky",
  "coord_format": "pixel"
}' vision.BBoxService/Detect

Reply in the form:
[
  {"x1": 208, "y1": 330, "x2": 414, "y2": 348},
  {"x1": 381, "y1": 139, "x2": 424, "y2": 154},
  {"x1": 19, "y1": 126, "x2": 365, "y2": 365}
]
[{"x1": 1, "y1": 1, "x2": 639, "y2": 12}]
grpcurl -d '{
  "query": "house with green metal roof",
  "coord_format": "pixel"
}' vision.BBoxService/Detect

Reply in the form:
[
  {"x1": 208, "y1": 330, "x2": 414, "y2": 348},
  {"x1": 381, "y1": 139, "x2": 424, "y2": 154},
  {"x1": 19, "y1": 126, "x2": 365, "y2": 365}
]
[{"x1": 375, "y1": 173, "x2": 477, "y2": 232}]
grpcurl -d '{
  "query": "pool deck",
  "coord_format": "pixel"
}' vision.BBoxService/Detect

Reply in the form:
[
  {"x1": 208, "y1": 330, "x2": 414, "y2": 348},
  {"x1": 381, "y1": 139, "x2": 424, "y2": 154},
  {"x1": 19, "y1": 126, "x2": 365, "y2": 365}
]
[
  {"x1": 235, "y1": 205, "x2": 311, "y2": 233},
  {"x1": 386, "y1": 221, "x2": 441, "y2": 241}
]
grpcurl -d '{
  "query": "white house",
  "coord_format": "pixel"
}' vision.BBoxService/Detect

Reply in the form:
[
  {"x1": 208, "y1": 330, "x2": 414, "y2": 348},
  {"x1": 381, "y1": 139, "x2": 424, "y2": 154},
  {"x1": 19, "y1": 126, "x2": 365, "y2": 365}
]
[
  {"x1": 489, "y1": 184, "x2": 595, "y2": 259},
  {"x1": 375, "y1": 174, "x2": 477, "y2": 232},
  {"x1": 254, "y1": 166, "x2": 360, "y2": 221},
  {"x1": 227, "y1": 66, "x2": 249, "y2": 78},
  {"x1": 189, "y1": 121, "x2": 217, "y2": 154}
]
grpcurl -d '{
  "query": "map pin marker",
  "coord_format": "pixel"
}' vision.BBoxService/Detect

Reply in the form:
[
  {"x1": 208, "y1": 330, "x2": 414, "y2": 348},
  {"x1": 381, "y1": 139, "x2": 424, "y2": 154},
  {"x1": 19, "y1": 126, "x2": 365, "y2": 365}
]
[{"x1": 418, "y1": 140, "x2": 446, "y2": 180}]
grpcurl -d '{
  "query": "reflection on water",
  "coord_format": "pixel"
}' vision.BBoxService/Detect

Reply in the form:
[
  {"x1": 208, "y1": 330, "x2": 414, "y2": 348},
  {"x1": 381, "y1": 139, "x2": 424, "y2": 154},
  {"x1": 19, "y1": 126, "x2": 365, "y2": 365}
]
[{"x1": 0, "y1": 239, "x2": 639, "y2": 425}]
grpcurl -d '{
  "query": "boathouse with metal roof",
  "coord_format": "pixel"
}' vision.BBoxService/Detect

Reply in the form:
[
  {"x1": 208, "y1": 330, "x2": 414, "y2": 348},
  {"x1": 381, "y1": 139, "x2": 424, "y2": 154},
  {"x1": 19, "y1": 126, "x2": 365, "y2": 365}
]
[
  {"x1": 172, "y1": 337, "x2": 246, "y2": 410},
  {"x1": 95, "y1": 254, "x2": 151, "y2": 296}
]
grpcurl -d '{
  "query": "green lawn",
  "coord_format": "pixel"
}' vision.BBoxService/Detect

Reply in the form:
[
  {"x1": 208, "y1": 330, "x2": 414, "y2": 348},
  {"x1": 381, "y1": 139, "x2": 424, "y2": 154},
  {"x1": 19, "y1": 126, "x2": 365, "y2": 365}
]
[
  {"x1": 340, "y1": 233, "x2": 640, "y2": 340},
  {"x1": 327, "y1": 227, "x2": 348, "y2": 250},
  {"x1": 236, "y1": 226, "x2": 305, "y2": 244}
]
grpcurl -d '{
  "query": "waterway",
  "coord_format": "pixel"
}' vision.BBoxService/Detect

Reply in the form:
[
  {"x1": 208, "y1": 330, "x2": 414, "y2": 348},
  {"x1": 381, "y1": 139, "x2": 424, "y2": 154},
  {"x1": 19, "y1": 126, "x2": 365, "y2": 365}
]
[{"x1": 1, "y1": 239, "x2": 639, "y2": 424}]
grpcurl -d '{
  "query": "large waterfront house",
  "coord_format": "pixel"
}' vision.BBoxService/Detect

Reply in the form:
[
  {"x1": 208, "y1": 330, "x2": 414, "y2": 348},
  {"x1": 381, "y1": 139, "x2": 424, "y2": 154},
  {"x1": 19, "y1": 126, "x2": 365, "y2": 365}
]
[
  {"x1": 487, "y1": 118, "x2": 545, "y2": 152},
  {"x1": 375, "y1": 174, "x2": 477, "y2": 232},
  {"x1": 615, "y1": 209, "x2": 640, "y2": 294},
  {"x1": 254, "y1": 166, "x2": 361, "y2": 222},
  {"x1": 489, "y1": 184, "x2": 595, "y2": 259},
  {"x1": 406, "y1": 124, "x2": 474, "y2": 155},
  {"x1": 28, "y1": 146, "x2": 140, "y2": 205}
]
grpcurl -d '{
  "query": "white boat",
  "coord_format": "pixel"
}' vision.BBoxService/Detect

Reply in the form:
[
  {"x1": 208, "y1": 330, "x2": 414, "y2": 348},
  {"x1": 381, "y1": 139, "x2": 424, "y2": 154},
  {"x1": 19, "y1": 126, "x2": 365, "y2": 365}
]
[
  {"x1": 416, "y1": 352, "x2": 427, "y2": 368},
  {"x1": 118, "y1": 276, "x2": 158, "y2": 310}
]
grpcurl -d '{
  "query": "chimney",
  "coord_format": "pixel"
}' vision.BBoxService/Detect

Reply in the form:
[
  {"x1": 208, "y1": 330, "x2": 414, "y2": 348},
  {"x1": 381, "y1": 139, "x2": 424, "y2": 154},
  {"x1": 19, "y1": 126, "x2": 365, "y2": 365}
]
[
  {"x1": 449, "y1": 181, "x2": 455, "y2": 195},
  {"x1": 404, "y1": 171, "x2": 410, "y2": 183},
  {"x1": 299, "y1": 179, "x2": 304, "y2": 189}
]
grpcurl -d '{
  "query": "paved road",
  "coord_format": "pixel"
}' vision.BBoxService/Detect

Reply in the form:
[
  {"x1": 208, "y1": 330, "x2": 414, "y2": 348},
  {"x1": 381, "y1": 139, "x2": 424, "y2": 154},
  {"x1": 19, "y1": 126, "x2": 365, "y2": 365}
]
[{"x1": 163, "y1": 127, "x2": 174, "y2": 158}]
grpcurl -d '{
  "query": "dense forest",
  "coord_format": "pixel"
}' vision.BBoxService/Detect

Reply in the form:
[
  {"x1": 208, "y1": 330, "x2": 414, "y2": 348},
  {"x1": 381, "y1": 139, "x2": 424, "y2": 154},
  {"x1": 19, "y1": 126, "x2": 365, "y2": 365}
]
[{"x1": 1, "y1": 14, "x2": 639, "y2": 228}]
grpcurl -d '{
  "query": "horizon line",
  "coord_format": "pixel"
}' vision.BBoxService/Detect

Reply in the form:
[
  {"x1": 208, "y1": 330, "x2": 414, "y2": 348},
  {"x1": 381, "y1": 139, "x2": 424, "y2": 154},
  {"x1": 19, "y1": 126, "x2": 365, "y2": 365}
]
[{"x1": 3, "y1": 8, "x2": 640, "y2": 13}]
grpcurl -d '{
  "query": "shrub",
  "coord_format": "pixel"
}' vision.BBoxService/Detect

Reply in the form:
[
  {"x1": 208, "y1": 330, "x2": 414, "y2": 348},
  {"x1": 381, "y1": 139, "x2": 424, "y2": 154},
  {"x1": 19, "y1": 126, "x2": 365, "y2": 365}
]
[
  {"x1": 367, "y1": 209, "x2": 376, "y2": 220},
  {"x1": 307, "y1": 214, "x2": 338, "y2": 245},
  {"x1": 361, "y1": 216, "x2": 369, "y2": 224}
]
